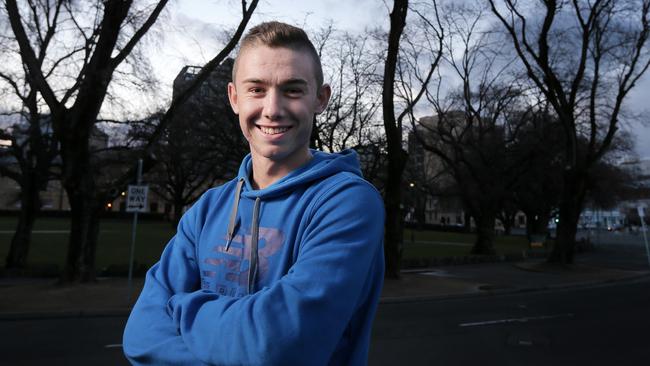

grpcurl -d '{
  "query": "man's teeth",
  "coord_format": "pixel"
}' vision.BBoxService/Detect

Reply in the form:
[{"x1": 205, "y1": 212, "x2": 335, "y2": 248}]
[{"x1": 260, "y1": 126, "x2": 290, "y2": 135}]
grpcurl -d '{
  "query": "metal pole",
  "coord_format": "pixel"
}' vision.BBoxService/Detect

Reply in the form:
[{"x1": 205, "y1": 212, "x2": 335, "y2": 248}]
[{"x1": 128, "y1": 159, "x2": 143, "y2": 301}]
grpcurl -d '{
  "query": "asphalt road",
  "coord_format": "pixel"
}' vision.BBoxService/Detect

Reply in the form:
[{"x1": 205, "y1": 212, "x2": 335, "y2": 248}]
[
  {"x1": 0, "y1": 315, "x2": 128, "y2": 366},
  {"x1": 1, "y1": 276, "x2": 648, "y2": 366},
  {"x1": 370, "y1": 277, "x2": 650, "y2": 366}
]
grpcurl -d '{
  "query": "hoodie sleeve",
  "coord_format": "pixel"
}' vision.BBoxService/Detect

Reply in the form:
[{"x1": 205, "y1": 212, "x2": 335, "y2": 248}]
[
  {"x1": 122, "y1": 199, "x2": 208, "y2": 365},
  {"x1": 168, "y1": 178, "x2": 385, "y2": 365}
]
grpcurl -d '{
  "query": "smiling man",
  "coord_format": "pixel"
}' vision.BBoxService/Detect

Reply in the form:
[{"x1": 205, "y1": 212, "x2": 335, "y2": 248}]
[{"x1": 123, "y1": 21, "x2": 385, "y2": 365}]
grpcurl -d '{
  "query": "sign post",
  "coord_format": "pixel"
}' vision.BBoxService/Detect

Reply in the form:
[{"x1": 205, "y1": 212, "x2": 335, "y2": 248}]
[
  {"x1": 127, "y1": 159, "x2": 147, "y2": 299},
  {"x1": 638, "y1": 206, "x2": 650, "y2": 268}
]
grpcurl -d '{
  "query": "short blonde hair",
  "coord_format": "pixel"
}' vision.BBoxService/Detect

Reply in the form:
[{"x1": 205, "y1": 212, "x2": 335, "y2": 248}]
[{"x1": 232, "y1": 21, "x2": 324, "y2": 88}]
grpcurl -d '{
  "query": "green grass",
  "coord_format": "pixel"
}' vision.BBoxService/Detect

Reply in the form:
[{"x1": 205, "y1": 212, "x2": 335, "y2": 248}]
[
  {"x1": 0, "y1": 217, "x2": 175, "y2": 274},
  {"x1": 0, "y1": 217, "x2": 531, "y2": 275},
  {"x1": 402, "y1": 228, "x2": 530, "y2": 259}
]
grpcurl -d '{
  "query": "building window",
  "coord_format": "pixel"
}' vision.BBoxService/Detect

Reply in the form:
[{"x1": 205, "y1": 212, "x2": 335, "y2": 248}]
[{"x1": 150, "y1": 202, "x2": 159, "y2": 213}]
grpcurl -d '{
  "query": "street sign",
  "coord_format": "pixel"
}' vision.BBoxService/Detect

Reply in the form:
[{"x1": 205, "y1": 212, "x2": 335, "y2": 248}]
[{"x1": 126, "y1": 185, "x2": 148, "y2": 213}]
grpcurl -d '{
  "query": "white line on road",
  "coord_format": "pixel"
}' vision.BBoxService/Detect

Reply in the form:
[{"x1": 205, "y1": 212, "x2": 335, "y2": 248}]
[
  {"x1": 459, "y1": 313, "x2": 574, "y2": 327},
  {"x1": 104, "y1": 344, "x2": 123, "y2": 349}
]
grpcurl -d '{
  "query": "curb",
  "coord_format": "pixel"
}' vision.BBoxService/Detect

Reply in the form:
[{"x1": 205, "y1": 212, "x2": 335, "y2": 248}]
[
  {"x1": 2, "y1": 270, "x2": 648, "y2": 320},
  {"x1": 380, "y1": 270, "x2": 650, "y2": 304}
]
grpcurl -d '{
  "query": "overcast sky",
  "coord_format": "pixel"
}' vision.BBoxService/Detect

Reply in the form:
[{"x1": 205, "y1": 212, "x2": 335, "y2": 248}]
[{"x1": 148, "y1": 0, "x2": 650, "y2": 159}]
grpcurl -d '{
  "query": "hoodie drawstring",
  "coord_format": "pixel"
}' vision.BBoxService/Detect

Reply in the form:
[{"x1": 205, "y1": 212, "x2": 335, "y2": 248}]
[
  {"x1": 224, "y1": 178, "x2": 261, "y2": 294},
  {"x1": 248, "y1": 197, "x2": 261, "y2": 294},
  {"x1": 225, "y1": 178, "x2": 244, "y2": 251}
]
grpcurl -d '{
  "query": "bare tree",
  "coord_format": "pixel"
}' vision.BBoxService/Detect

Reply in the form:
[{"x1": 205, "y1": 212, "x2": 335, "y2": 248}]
[
  {"x1": 411, "y1": 2, "x2": 535, "y2": 254},
  {"x1": 4, "y1": 0, "x2": 258, "y2": 282},
  {"x1": 85, "y1": 0, "x2": 258, "y2": 281},
  {"x1": 0, "y1": 1, "x2": 63, "y2": 270},
  {"x1": 509, "y1": 108, "x2": 564, "y2": 241},
  {"x1": 583, "y1": 131, "x2": 637, "y2": 210},
  {"x1": 4, "y1": 0, "x2": 171, "y2": 282},
  {"x1": 382, "y1": 0, "x2": 444, "y2": 278},
  {"x1": 0, "y1": 111, "x2": 57, "y2": 271},
  {"x1": 309, "y1": 27, "x2": 387, "y2": 186},
  {"x1": 489, "y1": 0, "x2": 650, "y2": 263},
  {"x1": 316, "y1": 32, "x2": 382, "y2": 150}
]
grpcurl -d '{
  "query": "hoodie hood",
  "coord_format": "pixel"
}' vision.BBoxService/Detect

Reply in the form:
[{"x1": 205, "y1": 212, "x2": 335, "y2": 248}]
[{"x1": 236, "y1": 149, "x2": 363, "y2": 199}]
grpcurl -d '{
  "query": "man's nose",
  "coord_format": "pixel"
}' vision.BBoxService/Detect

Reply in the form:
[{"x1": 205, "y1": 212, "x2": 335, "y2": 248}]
[{"x1": 263, "y1": 89, "x2": 284, "y2": 121}]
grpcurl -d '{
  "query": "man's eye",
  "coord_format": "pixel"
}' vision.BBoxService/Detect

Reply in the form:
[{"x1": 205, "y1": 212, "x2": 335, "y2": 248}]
[
  {"x1": 285, "y1": 88, "x2": 304, "y2": 96},
  {"x1": 249, "y1": 87, "x2": 264, "y2": 94}
]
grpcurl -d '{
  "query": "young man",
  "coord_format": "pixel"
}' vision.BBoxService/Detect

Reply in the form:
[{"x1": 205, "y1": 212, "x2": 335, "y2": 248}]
[{"x1": 123, "y1": 21, "x2": 385, "y2": 365}]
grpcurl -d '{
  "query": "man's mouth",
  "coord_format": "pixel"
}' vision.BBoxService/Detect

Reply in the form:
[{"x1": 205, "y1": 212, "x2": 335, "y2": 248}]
[{"x1": 258, "y1": 125, "x2": 291, "y2": 135}]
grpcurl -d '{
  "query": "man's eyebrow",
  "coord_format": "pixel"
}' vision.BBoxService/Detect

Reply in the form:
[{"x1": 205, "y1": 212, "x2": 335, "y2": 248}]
[
  {"x1": 283, "y1": 78, "x2": 308, "y2": 85},
  {"x1": 241, "y1": 78, "x2": 265, "y2": 84}
]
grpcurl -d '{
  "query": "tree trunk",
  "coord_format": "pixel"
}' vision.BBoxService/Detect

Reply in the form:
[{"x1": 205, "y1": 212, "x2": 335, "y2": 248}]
[
  {"x1": 414, "y1": 193, "x2": 426, "y2": 229},
  {"x1": 5, "y1": 180, "x2": 40, "y2": 270},
  {"x1": 81, "y1": 207, "x2": 101, "y2": 282},
  {"x1": 383, "y1": 149, "x2": 407, "y2": 279},
  {"x1": 471, "y1": 212, "x2": 497, "y2": 255},
  {"x1": 173, "y1": 200, "x2": 184, "y2": 228},
  {"x1": 381, "y1": 0, "x2": 408, "y2": 279},
  {"x1": 62, "y1": 186, "x2": 101, "y2": 282},
  {"x1": 61, "y1": 135, "x2": 102, "y2": 283},
  {"x1": 548, "y1": 168, "x2": 586, "y2": 264}
]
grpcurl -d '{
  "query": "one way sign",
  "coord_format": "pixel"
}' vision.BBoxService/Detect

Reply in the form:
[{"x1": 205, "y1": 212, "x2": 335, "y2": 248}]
[{"x1": 127, "y1": 185, "x2": 149, "y2": 213}]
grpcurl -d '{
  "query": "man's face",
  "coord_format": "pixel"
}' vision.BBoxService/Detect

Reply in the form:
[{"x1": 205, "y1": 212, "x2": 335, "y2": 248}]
[{"x1": 228, "y1": 45, "x2": 330, "y2": 170}]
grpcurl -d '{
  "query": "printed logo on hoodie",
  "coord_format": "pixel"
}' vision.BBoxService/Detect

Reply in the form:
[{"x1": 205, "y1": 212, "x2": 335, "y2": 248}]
[{"x1": 201, "y1": 227, "x2": 285, "y2": 296}]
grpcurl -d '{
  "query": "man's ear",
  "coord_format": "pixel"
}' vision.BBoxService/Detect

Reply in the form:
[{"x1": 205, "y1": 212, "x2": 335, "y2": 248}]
[
  {"x1": 315, "y1": 83, "x2": 332, "y2": 114},
  {"x1": 228, "y1": 82, "x2": 239, "y2": 114}
]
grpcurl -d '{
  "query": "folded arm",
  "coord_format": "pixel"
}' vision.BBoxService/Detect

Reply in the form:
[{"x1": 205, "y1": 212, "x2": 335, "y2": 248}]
[{"x1": 122, "y1": 200, "x2": 208, "y2": 365}]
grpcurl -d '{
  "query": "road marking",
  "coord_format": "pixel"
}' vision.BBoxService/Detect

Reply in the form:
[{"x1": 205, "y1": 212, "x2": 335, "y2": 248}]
[
  {"x1": 419, "y1": 270, "x2": 451, "y2": 277},
  {"x1": 104, "y1": 344, "x2": 123, "y2": 349},
  {"x1": 459, "y1": 313, "x2": 574, "y2": 327}
]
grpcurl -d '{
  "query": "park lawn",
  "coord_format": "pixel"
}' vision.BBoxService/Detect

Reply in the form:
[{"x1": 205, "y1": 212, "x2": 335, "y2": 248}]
[
  {"x1": 0, "y1": 217, "x2": 175, "y2": 274},
  {"x1": 402, "y1": 228, "x2": 530, "y2": 259},
  {"x1": 0, "y1": 217, "x2": 530, "y2": 275}
]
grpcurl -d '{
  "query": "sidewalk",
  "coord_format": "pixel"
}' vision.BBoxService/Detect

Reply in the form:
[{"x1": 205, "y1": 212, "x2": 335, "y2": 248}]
[
  {"x1": 382, "y1": 261, "x2": 649, "y2": 303},
  {"x1": 1, "y1": 260, "x2": 648, "y2": 319}
]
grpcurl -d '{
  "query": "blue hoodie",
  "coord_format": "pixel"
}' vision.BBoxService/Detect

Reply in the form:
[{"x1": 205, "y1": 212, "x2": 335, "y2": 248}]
[{"x1": 123, "y1": 149, "x2": 385, "y2": 365}]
